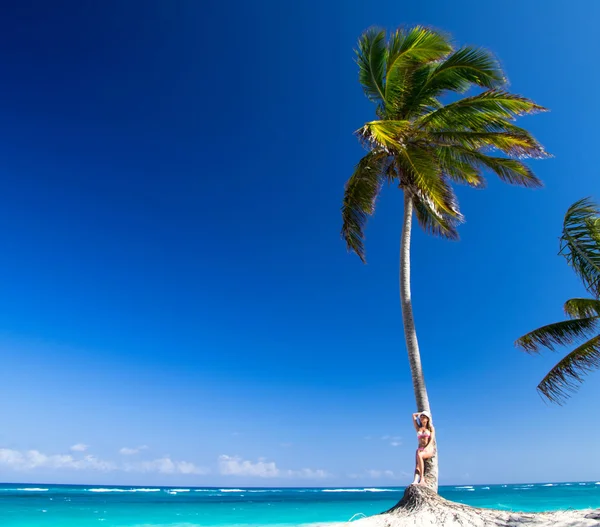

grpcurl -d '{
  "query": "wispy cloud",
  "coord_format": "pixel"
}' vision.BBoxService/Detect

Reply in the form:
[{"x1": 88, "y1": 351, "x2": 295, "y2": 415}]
[
  {"x1": 218, "y1": 455, "x2": 330, "y2": 479},
  {"x1": 218, "y1": 455, "x2": 279, "y2": 477},
  {"x1": 125, "y1": 457, "x2": 208, "y2": 475},
  {"x1": 0, "y1": 448, "x2": 208, "y2": 475},
  {"x1": 366, "y1": 469, "x2": 398, "y2": 479},
  {"x1": 70, "y1": 444, "x2": 89, "y2": 452},
  {"x1": 380, "y1": 435, "x2": 402, "y2": 447},
  {"x1": 0, "y1": 449, "x2": 115, "y2": 471},
  {"x1": 119, "y1": 445, "x2": 148, "y2": 456}
]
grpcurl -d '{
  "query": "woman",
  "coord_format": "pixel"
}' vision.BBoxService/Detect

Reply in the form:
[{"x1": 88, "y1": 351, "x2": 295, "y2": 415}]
[{"x1": 411, "y1": 411, "x2": 435, "y2": 485}]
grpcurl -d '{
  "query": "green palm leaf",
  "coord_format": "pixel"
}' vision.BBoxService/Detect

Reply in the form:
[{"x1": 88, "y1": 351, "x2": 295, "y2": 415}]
[
  {"x1": 341, "y1": 151, "x2": 390, "y2": 262},
  {"x1": 357, "y1": 120, "x2": 411, "y2": 151},
  {"x1": 419, "y1": 91, "x2": 548, "y2": 141},
  {"x1": 385, "y1": 27, "x2": 453, "y2": 115},
  {"x1": 426, "y1": 47, "x2": 504, "y2": 91},
  {"x1": 436, "y1": 147, "x2": 485, "y2": 188},
  {"x1": 560, "y1": 197, "x2": 600, "y2": 297},
  {"x1": 536, "y1": 335, "x2": 600, "y2": 404},
  {"x1": 448, "y1": 148, "x2": 542, "y2": 188},
  {"x1": 402, "y1": 48, "x2": 505, "y2": 118},
  {"x1": 515, "y1": 317, "x2": 598, "y2": 353},
  {"x1": 398, "y1": 145, "x2": 461, "y2": 219},
  {"x1": 413, "y1": 198, "x2": 460, "y2": 239},
  {"x1": 356, "y1": 28, "x2": 387, "y2": 106},
  {"x1": 564, "y1": 298, "x2": 600, "y2": 319},
  {"x1": 430, "y1": 130, "x2": 547, "y2": 159}
]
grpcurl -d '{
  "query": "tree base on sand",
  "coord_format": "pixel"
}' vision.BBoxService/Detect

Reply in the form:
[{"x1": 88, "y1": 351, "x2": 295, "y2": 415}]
[{"x1": 352, "y1": 485, "x2": 600, "y2": 527}]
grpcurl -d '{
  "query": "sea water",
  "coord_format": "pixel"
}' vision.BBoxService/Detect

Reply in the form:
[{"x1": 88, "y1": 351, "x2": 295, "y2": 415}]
[{"x1": 1, "y1": 482, "x2": 599, "y2": 526}]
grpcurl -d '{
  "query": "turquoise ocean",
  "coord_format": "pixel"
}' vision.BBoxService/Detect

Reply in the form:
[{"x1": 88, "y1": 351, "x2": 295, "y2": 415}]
[{"x1": 1, "y1": 482, "x2": 599, "y2": 526}]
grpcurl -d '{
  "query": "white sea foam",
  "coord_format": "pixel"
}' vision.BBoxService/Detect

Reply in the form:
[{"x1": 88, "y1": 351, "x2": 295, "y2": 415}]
[
  {"x1": 16, "y1": 488, "x2": 49, "y2": 492},
  {"x1": 219, "y1": 489, "x2": 245, "y2": 492},
  {"x1": 542, "y1": 483, "x2": 555, "y2": 487},
  {"x1": 170, "y1": 489, "x2": 190, "y2": 492},
  {"x1": 455, "y1": 486, "x2": 473, "y2": 489},
  {"x1": 481, "y1": 487, "x2": 490, "y2": 490},
  {"x1": 321, "y1": 488, "x2": 396, "y2": 493},
  {"x1": 87, "y1": 488, "x2": 159, "y2": 493},
  {"x1": 88, "y1": 489, "x2": 128, "y2": 493}
]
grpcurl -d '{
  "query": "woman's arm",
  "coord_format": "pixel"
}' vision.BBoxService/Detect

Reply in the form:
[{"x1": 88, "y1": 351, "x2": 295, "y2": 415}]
[{"x1": 412, "y1": 413, "x2": 420, "y2": 431}]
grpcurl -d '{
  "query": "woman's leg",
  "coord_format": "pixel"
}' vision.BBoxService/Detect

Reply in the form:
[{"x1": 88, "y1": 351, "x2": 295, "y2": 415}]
[
  {"x1": 412, "y1": 449, "x2": 421, "y2": 484},
  {"x1": 417, "y1": 449, "x2": 434, "y2": 485}
]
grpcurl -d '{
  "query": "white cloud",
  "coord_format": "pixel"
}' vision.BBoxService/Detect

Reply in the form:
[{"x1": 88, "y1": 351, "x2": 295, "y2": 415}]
[
  {"x1": 287, "y1": 467, "x2": 330, "y2": 479},
  {"x1": 119, "y1": 445, "x2": 148, "y2": 456},
  {"x1": 218, "y1": 455, "x2": 329, "y2": 479},
  {"x1": 0, "y1": 449, "x2": 115, "y2": 472},
  {"x1": 70, "y1": 444, "x2": 88, "y2": 452},
  {"x1": 127, "y1": 457, "x2": 209, "y2": 475},
  {"x1": 0, "y1": 448, "x2": 208, "y2": 476},
  {"x1": 219, "y1": 455, "x2": 280, "y2": 477}
]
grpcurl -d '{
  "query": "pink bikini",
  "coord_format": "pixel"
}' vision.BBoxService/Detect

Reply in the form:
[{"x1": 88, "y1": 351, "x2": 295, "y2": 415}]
[{"x1": 417, "y1": 430, "x2": 431, "y2": 451}]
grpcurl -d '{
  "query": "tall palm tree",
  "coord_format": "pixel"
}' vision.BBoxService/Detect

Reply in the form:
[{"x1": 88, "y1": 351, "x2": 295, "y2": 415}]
[
  {"x1": 341, "y1": 26, "x2": 547, "y2": 491},
  {"x1": 516, "y1": 198, "x2": 600, "y2": 404}
]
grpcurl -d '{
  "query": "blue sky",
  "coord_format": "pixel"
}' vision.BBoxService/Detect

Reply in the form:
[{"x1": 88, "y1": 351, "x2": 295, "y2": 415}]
[{"x1": 0, "y1": 0, "x2": 599, "y2": 487}]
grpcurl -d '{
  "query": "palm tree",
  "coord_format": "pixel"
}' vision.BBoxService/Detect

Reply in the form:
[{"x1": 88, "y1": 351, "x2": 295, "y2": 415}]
[
  {"x1": 516, "y1": 198, "x2": 600, "y2": 404},
  {"x1": 341, "y1": 26, "x2": 547, "y2": 491}
]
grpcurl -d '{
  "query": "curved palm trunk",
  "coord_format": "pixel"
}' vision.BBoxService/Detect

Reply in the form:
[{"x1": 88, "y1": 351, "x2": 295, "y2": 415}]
[{"x1": 400, "y1": 193, "x2": 438, "y2": 492}]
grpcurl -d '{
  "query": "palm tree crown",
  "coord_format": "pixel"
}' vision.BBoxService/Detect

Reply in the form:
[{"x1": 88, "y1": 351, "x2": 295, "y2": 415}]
[
  {"x1": 342, "y1": 26, "x2": 548, "y2": 262},
  {"x1": 516, "y1": 198, "x2": 600, "y2": 404}
]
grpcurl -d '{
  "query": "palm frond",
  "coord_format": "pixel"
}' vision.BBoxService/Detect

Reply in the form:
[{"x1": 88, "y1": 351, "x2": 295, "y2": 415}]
[
  {"x1": 564, "y1": 298, "x2": 600, "y2": 319},
  {"x1": 427, "y1": 47, "x2": 505, "y2": 90},
  {"x1": 560, "y1": 197, "x2": 600, "y2": 297},
  {"x1": 341, "y1": 151, "x2": 390, "y2": 262},
  {"x1": 356, "y1": 28, "x2": 387, "y2": 106},
  {"x1": 420, "y1": 90, "x2": 547, "y2": 130},
  {"x1": 536, "y1": 335, "x2": 600, "y2": 404},
  {"x1": 446, "y1": 148, "x2": 542, "y2": 188},
  {"x1": 430, "y1": 130, "x2": 548, "y2": 159},
  {"x1": 398, "y1": 145, "x2": 462, "y2": 219},
  {"x1": 385, "y1": 27, "x2": 452, "y2": 115},
  {"x1": 357, "y1": 120, "x2": 411, "y2": 152},
  {"x1": 436, "y1": 147, "x2": 485, "y2": 188},
  {"x1": 403, "y1": 47, "x2": 505, "y2": 118},
  {"x1": 412, "y1": 195, "x2": 461, "y2": 239},
  {"x1": 515, "y1": 317, "x2": 598, "y2": 353}
]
